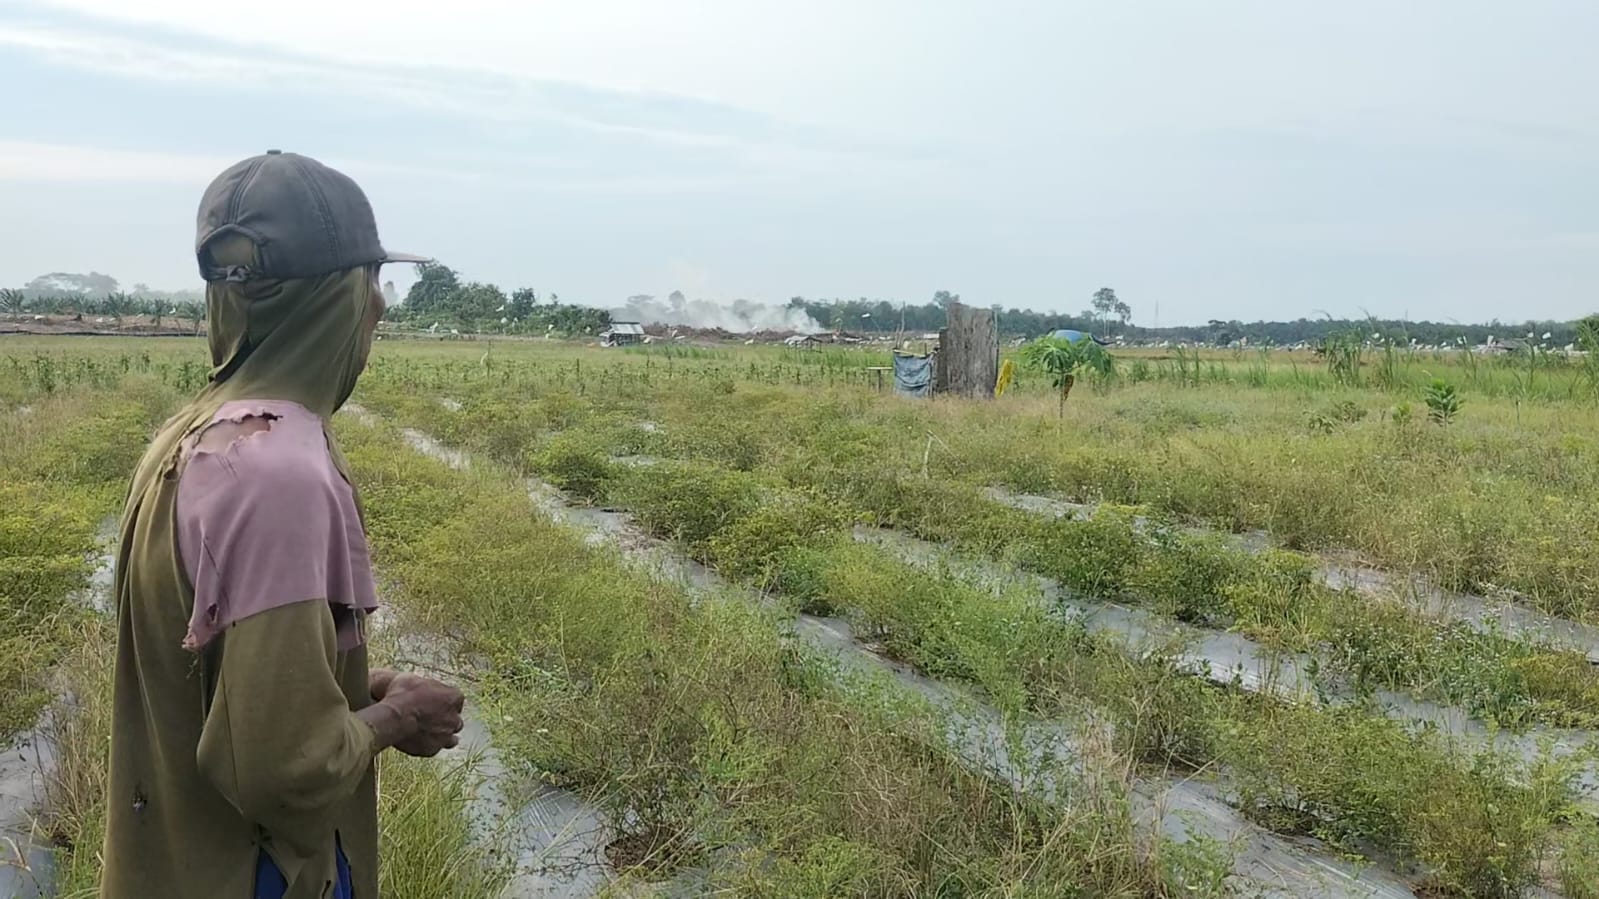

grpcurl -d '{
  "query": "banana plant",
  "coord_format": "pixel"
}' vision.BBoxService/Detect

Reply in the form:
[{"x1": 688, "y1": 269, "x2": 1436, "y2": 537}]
[
  {"x1": 1019, "y1": 334, "x2": 1114, "y2": 416},
  {"x1": 0, "y1": 289, "x2": 24, "y2": 318}
]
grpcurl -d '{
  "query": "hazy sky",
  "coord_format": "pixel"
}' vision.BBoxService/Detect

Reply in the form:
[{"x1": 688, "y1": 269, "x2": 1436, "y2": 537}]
[{"x1": 2, "y1": 0, "x2": 1596, "y2": 324}]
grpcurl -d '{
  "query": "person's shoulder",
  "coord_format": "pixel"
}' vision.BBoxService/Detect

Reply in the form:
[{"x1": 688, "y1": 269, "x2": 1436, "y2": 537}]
[{"x1": 184, "y1": 401, "x2": 337, "y2": 493}]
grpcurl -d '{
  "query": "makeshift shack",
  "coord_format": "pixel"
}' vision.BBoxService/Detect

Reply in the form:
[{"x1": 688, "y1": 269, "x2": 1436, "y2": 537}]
[
  {"x1": 600, "y1": 322, "x2": 645, "y2": 347},
  {"x1": 887, "y1": 300, "x2": 1000, "y2": 400}
]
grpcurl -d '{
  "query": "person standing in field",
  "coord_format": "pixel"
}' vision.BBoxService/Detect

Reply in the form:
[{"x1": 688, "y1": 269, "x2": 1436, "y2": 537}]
[{"x1": 102, "y1": 151, "x2": 465, "y2": 899}]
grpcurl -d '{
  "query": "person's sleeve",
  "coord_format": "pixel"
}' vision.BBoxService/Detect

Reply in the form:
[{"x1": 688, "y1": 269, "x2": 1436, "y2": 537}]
[{"x1": 195, "y1": 598, "x2": 375, "y2": 852}]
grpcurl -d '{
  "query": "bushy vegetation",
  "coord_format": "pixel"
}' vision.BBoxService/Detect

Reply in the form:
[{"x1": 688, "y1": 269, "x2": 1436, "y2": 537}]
[
  {"x1": 333, "y1": 414, "x2": 1204, "y2": 896},
  {"x1": 16, "y1": 333, "x2": 1599, "y2": 896},
  {"x1": 0, "y1": 382, "x2": 175, "y2": 738},
  {"x1": 347, "y1": 365, "x2": 1586, "y2": 895}
]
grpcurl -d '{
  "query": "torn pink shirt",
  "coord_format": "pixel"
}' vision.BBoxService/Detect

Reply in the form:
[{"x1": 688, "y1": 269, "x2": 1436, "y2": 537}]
[{"x1": 176, "y1": 399, "x2": 378, "y2": 652}]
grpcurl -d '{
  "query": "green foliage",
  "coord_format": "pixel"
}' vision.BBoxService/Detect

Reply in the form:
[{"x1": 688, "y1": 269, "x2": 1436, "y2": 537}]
[
  {"x1": 780, "y1": 298, "x2": 1582, "y2": 347},
  {"x1": 1020, "y1": 335, "x2": 1116, "y2": 390},
  {"x1": 452, "y1": 281, "x2": 508, "y2": 324},
  {"x1": 337, "y1": 418, "x2": 1179, "y2": 897},
  {"x1": 22, "y1": 332, "x2": 1599, "y2": 893},
  {"x1": 1019, "y1": 334, "x2": 1115, "y2": 413},
  {"x1": 0, "y1": 482, "x2": 97, "y2": 737},
  {"x1": 508, "y1": 287, "x2": 539, "y2": 320},
  {"x1": 611, "y1": 462, "x2": 763, "y2": 556},
  {"x1": 1091, "y1": 286, "x2": 1133, "y2": 333},
  {"x1": 390, "y1": 261, "x2": 609, "y2": 335},
  {"x1": 717, "y1": 834, "x2": 889, "y2": 897},
  {"x1": 1020, "y1": 507, "x2": 1145, "y2": 597},
  {"x1": 528, "y1": 434, "x2": 615, "y2": 501},
  {"x1": 401, "y1": 261, "x2": 461, "y2": 317},
  {"x1": 666, "y1": 416, "x2": 767, "y2": 471},
  {"x1": 375, "y1": 755, "x2": 512, "y2": 899},
  {"x1": 704, "y1": 488, "x2": 853, "y2": 582},
  {"x1": 0, "y1": 380, "x2": 181, "y2": 738},
  {"x1": 1424, "y1": 378, "x2": 1463, "y2": 425},
  {"x1": 1321, "y1": 330, "x2": 1364, "y2": 386},
  {"x1": 1221, "y1": 700, "x2": 1568, "y2": 897},
  {"x1": 1308, "y1": 399, "x2": 1367, "y2": 433},
  {"x1": 1560, "y1": 818, "x2": 1599, "y2": 899},
  {"x1": 1128, "y1": 529, "x2": 1249, "y2": 625}
]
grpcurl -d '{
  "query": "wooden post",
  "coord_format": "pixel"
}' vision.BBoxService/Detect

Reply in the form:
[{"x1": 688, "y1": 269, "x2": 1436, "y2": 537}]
[{"x1": 938, "y1": 301, "x2": 999, "y2": 399}]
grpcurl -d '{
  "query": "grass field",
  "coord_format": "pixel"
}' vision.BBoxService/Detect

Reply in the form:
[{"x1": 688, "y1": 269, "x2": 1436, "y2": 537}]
[{"x1": 7, "y1": 333, "x2": 1599, "y2": 897}]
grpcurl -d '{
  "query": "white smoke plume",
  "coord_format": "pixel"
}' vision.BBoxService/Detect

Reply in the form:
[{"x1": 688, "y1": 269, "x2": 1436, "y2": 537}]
[{"x1": 609, "y1": 291, "x2": 823, "y2": 334}]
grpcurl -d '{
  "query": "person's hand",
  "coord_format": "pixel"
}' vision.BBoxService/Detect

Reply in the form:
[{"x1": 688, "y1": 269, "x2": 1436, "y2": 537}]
[
  {"x1": 374, "y1": 673, "x2": 465, "y2": 758},
  {"x1": 368, "y1": 668, "x2": 398, "y2": 702}
]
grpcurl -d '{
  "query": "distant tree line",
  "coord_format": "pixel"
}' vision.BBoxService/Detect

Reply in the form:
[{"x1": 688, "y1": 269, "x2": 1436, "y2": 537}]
[
  {"x1": 787, "y1": 290, "x2": 1116, "y2": 338},
  {"x1": 387, "y1": 262, "x2": 611, "y2": 336},
  {"x1": 6, "y1": 269, "x2": 1593, "y2": 347},
  {"x1": 1, "y1": 287, "x2": 205, "y2": 331},
  {"x1": 1120, "y1": 317, "x2": 1585, "y2": 348},
  {"x1": 789, "y1": 290, "x2": 1589, "y2": 347},
  {"x1": 14, "y1": 271, "x2": 202, "y2": 304}
]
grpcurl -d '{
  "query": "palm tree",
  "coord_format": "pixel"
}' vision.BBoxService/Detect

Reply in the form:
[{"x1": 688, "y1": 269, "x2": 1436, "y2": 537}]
[
  {"x1": 0, "y1": 289, "x2": 24, "y2": 319},
  {"x1": 1019, "y1": 335, "x2": 1114, "y2": 417},
  {"x1": 102, "y1": 291, "x2": 135, "y2": 328}
]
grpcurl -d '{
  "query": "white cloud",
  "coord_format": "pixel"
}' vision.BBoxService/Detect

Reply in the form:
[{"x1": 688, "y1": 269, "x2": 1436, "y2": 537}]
[
  {"x1": 0, "y1": 18, "x2": 922, "y2": 180},
  {"x1": 0, "y1": 141, "x2": 232, "y2": 182},
  {"x1": 11, "y1": 0, "x2": 891, "y2": 119},
  {"x1": 0, "y1": 140, "x2": 488, "y2": 187}
]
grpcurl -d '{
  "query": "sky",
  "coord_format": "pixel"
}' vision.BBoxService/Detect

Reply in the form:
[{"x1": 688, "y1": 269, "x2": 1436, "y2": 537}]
[{"x1": 1, "y1": 0, "x2": 1596, "y2": 325}]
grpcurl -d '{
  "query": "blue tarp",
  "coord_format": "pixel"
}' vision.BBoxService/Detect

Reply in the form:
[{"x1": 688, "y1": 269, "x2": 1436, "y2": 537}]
[
  {"x1": 893, "y1": 353, "x2": 933, "y2": 398},
  {"x1": 1051, "y1": 329, "x2": 1109, "y2": 346}
]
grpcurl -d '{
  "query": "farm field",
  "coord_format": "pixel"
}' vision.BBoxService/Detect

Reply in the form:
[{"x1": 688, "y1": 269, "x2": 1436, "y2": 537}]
[{"x1": 6, "y1": 334, "x2": 1599, "y2": 897}]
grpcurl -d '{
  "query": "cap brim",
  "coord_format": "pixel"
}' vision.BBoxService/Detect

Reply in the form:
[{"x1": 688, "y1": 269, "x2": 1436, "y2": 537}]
[{"x1": 378, "y1": 251, "x2": 433, "y2": 265}]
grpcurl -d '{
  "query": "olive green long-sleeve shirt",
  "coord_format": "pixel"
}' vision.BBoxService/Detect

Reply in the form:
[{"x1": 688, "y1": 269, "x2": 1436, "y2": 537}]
[
  {"x1": 103, "y1": 594, "x2": 379, "y2": 899},
  {"x1": 103, "y1": 400, "x2": 381, "y2": 899}
]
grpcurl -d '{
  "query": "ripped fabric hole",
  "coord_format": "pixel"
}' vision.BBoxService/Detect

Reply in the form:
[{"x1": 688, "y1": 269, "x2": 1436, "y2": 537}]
[{"x1": 188, "y1": 411, "x2": 281, "y2": 458}]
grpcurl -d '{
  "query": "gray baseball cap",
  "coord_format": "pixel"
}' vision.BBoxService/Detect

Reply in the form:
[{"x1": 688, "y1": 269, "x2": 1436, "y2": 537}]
[{"x1": 196, "y1": 150, "x2": 429, "y2": 282}]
